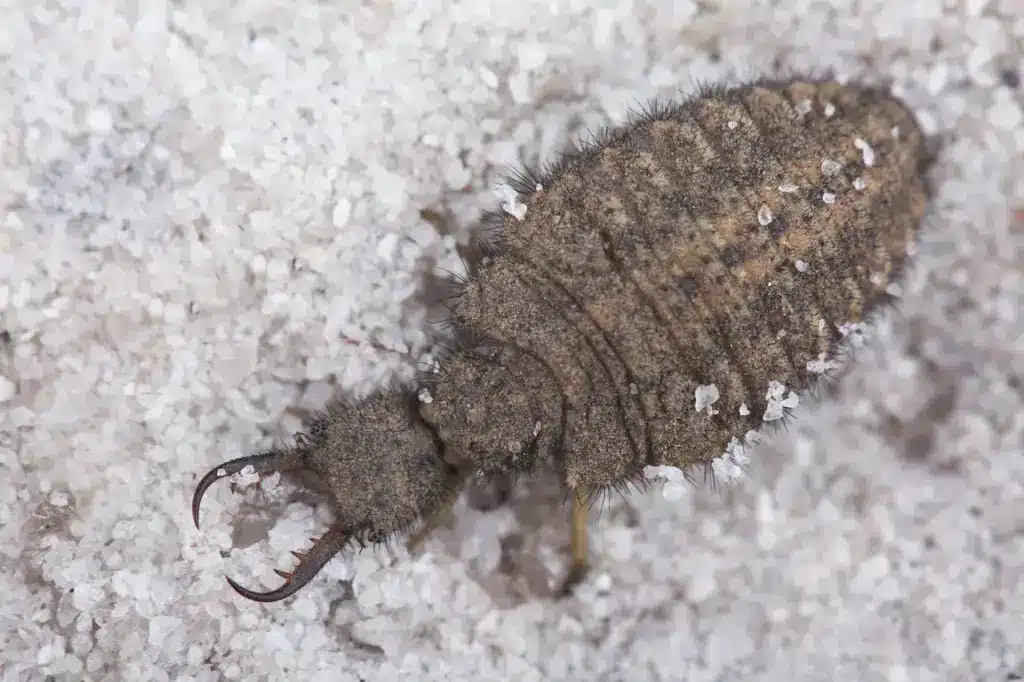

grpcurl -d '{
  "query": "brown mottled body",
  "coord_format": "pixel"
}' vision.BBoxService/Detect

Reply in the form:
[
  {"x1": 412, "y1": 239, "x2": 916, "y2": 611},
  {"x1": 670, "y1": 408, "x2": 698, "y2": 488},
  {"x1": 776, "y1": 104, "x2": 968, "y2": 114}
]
[
  {"x1": 192, "y1": 78, "x2": 930, "y2": 602},
  {"x1": 430, "y1": 79, "x2": 927, "y2": 490}
]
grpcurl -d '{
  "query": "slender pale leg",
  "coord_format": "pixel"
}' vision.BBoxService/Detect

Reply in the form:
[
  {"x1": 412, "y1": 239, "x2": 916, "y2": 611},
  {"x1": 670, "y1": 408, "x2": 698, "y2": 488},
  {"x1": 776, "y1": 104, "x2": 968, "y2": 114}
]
[{"x1": 558, "y1": 487, "x2": 590, "y2": 597}]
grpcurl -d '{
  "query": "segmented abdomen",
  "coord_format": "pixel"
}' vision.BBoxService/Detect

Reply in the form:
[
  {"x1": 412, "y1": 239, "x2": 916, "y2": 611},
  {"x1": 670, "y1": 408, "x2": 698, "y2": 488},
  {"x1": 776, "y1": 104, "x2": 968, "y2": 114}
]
[{"x1": 458, "y1": 80, "x2": 928, "y2": 490}]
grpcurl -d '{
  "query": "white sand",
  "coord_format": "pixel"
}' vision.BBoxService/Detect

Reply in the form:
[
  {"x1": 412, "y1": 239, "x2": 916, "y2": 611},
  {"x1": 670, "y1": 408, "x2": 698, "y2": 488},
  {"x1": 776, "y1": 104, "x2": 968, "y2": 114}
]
[{"x1": 2, "y1": 1, "x2": 1023, "y2": 680}]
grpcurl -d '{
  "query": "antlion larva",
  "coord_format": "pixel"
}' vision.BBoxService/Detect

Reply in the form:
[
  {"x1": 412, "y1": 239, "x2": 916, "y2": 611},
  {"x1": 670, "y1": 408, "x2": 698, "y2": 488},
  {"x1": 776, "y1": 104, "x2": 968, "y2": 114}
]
[{"x1": 192, "y1": 76, "x2": 933, "y2": 602}]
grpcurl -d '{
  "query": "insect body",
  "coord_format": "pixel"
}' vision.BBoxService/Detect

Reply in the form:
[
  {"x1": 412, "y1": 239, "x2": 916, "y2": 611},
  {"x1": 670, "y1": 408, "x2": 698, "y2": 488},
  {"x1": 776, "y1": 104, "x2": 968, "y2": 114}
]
[{"x1": 192, "y1": 77, "x2": 931, "y2": 602}]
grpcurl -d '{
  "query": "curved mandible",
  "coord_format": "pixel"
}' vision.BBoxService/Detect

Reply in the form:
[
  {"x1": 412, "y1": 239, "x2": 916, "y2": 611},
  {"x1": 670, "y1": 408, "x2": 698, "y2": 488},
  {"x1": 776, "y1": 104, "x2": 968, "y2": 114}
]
[
  {"x1": 224, "y1": 524, "x2": 353, "y2": 602},
  {"x1": 192, "y1": 450, "x2": 305, "y2": 528}
]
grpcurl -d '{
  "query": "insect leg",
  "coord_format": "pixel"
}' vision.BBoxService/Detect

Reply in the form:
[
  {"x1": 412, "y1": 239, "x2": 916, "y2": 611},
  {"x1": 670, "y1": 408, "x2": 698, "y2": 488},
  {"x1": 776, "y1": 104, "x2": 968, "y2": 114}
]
[{"x1": 557, "y1": 486, "x2": 590, "y2": 597}]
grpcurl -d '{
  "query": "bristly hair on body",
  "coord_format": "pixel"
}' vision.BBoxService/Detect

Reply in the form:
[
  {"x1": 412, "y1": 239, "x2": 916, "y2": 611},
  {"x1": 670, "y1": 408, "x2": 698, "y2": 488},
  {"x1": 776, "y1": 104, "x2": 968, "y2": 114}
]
[{"x1": 192, "y1": 72, "x2": 936, "y2": 602}]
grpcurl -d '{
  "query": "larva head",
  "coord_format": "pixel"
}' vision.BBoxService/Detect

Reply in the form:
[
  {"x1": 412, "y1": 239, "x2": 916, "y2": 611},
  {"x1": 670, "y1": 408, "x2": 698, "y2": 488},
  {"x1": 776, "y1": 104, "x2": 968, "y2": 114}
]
[{"x1": 192, "y1": 391, "x2": 459, "y2": 602}]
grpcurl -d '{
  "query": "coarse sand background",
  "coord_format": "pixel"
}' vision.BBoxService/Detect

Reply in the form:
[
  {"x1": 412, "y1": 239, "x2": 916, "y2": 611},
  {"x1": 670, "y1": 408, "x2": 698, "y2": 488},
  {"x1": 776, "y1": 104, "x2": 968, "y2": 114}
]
[{"x1": 1, "y1": 1, "x2": 1023, "y2": 680}]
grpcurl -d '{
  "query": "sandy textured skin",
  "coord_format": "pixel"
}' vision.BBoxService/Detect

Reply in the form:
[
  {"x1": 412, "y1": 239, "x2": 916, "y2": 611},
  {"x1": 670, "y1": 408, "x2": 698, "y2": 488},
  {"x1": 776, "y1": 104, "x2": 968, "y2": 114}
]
[
  {"x1": 434, "y1": 79, "x2": 927, "y2": 490},
  {"x1": 192, "y1": 78, "x2": 930, "y2": 601}
]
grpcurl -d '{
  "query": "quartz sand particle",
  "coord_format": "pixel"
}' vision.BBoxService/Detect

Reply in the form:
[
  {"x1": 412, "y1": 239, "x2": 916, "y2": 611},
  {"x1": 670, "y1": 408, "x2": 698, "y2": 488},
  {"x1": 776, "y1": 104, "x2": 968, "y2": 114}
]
[{"x1": 3, "y1": 2, "x2": 1022, "y2": 681}]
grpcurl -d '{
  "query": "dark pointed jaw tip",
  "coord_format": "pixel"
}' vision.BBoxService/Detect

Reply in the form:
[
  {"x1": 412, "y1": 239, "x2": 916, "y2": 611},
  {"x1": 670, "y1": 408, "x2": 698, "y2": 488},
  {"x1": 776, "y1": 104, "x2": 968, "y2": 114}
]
[
  {"x1": 191, "y1": 450, "x2": 306, "y2": 528},
  {"x1": 220, "y1": 525, "x2": 353, "y2": 603}
]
